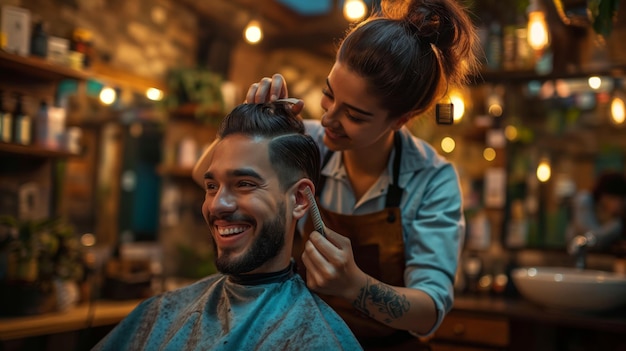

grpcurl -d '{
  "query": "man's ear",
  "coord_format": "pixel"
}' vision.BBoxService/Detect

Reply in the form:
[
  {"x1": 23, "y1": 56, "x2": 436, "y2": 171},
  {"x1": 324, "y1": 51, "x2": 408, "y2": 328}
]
[{"x1": 291, "y1": 179, "x2": 313, "y2": 220}]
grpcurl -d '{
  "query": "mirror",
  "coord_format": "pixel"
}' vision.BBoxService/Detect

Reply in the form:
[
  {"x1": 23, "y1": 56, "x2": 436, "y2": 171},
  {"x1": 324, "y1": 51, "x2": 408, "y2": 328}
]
[{"x1": 502, "y1": 76, "x2": 625, "y2": 251}]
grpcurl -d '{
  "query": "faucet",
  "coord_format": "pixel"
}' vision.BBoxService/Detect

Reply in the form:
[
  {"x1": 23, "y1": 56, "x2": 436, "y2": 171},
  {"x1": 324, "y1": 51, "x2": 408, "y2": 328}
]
[{"x1": 567, "y1": 232, "x2": 596, "y2": 270}]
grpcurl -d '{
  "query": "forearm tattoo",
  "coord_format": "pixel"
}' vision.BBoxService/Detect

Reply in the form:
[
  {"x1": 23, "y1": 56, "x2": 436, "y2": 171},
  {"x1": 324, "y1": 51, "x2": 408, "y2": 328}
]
[{"x1": 353, "y1": 277, "x2": 410, "y2": 324}]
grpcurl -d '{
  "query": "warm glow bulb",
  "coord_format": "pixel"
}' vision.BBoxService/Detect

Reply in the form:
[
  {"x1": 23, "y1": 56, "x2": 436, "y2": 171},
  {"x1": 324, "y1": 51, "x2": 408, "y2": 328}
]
[
  {"x1": 527, "y1": 11, "x2": 549, "y2": 51},
  {"x1": 536, "y1": 159, "x2": 551, "y2": 182},
  {"x1": 450, "y1": 93, "x2": 465, "y2": 121},
  {"x1": 488, "y1": 104, "x2": 503, "y2": 117},
  {"x1": 483, "y1": 147, "x2": 496, "y2": 161},
  {"x1": 504, "y1": 125, "x2": 518, "y2": 141},
  {"x1": 80, "y1": 233, "x2": 96, "y2": 247},
  {"x1": 441, "y1": 136, "x2": 456, "y2": 153},
  {"x1": 611, "y1": 96, "x2": 625, "y2": 125},
  {"x1": 99, "y1": 87, "x2": 116, "y2": 105},
  {"x1": 244, "y1": 20, "x2": 263, "y2": 44},
  {"x1": 344, "y1": 0, "x2": 367, "y2": 21},
  {"x1": 146, "y1": 88, "x2": 163, "y2": 101},
  {"x1": 588, "y1": 76, "x2": 602, "y2": 90}
]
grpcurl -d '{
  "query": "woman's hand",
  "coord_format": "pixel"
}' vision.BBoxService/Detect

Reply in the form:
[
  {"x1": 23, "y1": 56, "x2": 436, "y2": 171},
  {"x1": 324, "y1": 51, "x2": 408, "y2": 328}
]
[
  {"x1": 301, "y1": 226, "x2": 368, "y2": 300},
  {"x1": 245, "y1": 73, "x2": 304, "y2": 114}
]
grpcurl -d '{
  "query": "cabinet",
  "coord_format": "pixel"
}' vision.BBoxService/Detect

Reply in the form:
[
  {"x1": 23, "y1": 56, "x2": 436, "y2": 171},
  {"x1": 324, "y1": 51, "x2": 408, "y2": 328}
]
[
  {"x1": 0, "y1": 50, "x2": 87, "y2": 220},
  {"x1": 430, "y1": 311, "x2": 509, "y2": 351}
]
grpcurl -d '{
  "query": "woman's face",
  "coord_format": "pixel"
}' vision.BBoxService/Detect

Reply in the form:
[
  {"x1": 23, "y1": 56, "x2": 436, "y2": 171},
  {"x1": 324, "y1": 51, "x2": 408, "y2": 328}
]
[{"x1": 320, "y1": 62, "x2": 403, "y2": 152}]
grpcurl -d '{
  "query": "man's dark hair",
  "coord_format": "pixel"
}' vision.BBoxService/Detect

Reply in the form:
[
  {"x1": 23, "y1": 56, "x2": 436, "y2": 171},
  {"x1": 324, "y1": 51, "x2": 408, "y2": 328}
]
[{"x1": 218, "y1": 102, "x2": 320, "y2": 190}]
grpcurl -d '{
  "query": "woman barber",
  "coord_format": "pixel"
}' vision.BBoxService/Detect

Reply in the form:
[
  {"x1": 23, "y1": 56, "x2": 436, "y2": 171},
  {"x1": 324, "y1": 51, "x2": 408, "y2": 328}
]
[{"x1": 194, "y1": 0, "x2": 479, "y2": 348}]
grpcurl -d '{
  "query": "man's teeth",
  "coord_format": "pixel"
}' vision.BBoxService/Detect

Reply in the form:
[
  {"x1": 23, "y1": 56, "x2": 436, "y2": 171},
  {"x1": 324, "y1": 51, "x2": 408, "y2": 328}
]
[{"x1": 218, "y1": 226, "x2": 247, "y2": 236}]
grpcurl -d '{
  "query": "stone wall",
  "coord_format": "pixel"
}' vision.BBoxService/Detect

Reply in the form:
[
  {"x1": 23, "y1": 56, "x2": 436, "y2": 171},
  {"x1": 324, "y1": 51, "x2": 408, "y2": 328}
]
[{"x1": 1, "y1": 0, "x2": 198, "y2": 80}]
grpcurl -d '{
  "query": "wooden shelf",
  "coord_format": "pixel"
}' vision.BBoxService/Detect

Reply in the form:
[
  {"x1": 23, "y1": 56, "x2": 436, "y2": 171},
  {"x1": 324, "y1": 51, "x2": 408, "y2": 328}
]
[
  {"x1": 0, "y1": 299, "x2": 142, "y2": 340},
  {"x1": 474, "y1": 64, "x2": 626, "y2": 84},
  {"x1": 168, "y1": 103, "x2": 223, "y2": 123},
  {"x1": 0, "y1": 142, "x2": 77, "y2": 158},
  {"x1": 157, "y1": 164, "x2": 194, "y2": 178},
  {"x1": 0, "y1": 50, "x2": 89, "y2": 82}
]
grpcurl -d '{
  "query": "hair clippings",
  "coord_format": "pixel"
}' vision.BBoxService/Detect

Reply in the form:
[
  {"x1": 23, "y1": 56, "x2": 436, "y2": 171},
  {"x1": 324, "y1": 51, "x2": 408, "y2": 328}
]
[{"x1": 435, "y1": 103, "x2": 454, "y2": 125}]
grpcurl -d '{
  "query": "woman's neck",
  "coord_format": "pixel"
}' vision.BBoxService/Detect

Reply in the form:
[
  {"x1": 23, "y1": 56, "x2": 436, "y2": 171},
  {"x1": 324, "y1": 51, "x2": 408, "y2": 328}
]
[{"x1": 342, "y1": 132, "x2": 395, "y2": 199}]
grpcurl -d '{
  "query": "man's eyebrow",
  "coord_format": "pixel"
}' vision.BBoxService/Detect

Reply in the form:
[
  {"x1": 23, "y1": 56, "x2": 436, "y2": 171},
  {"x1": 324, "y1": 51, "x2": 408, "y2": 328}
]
[
  {"x1": 326, "y1": 78, "x2": 374, "y2": 116},
  {"x1": 231, "y1": 168, "x2": 264, "y2": 181},
  {"x1": 203, "y1": 168, "x2": 264, "y2": 181}
]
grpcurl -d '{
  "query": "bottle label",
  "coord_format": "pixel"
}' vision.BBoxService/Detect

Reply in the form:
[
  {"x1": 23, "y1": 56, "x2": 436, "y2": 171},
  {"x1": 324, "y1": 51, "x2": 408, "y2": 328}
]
[
  {"x1": 1, "y1": 113, "x2": 12, "y2": 142},
  {"x1": 19, "y1": 116, "x2": 31, "y2": 144}
]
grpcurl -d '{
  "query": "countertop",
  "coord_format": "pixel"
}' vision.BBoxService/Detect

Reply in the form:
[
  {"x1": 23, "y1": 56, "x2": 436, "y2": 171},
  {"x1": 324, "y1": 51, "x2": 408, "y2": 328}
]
[
  {"x1": 453, "y1": 294, "x2": 626, "y2": 333},
  {"x1": 1, "y1": 295, "x2": 624, "y2": 341},
  {"x1": 0, "y1": 299, "x2": 142, "y2": 340}
]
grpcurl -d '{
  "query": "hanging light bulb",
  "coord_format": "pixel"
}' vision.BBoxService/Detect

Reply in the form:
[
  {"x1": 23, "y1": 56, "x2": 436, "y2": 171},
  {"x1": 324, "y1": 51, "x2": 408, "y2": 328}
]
[
  {"x1": 244, "y1": 19, "x2": 263, "y2": 44},
  {"x1": 440, "y1": 136, "x2": 456, "y2": 153},
  {"x1": 483, "y1": 147, "x2": 496, "y2": 162},
  {"x1": 449, "y1": 90, "x2": 466, "y2": 122},
  {"x1": 536, "y1": 157, "x2": 551, "y2": 182},
  {"x1": 343, "y1": 0, "x2": 367, "y2": 22},
  {"x1": 527, "y1": 0, "x2": 550, "y2": 52},
  {"x1": 610, "y1": 94, "x2": 625, "y2": 125},
  {"x1": 99, "y1": 86, "x2": 117, "y2": 105},
  {"x1": 146, "y1": 87, "x2": 164, "y2": 101},
  {"x1": 588, "y1": 76, "x2": 602, "y2": 90}
]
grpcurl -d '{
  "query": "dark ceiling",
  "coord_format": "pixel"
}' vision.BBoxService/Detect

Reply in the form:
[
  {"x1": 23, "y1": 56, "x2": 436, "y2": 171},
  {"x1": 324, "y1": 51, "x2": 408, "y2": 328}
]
[{"x1": 179, "y1": 0, "x2": 381, "y2": 59}]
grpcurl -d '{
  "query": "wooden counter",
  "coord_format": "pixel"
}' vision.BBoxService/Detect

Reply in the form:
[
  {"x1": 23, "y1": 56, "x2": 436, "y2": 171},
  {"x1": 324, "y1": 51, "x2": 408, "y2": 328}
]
[
  {"x1": 0, "y1": 299, "x2": 142, "y2": 341},
  {"x1": 432, "y1": 295, "x2": 626, "y2": 351},
  {"x1": 453, "y1": 294, "x2": 626, "y2": 333}
]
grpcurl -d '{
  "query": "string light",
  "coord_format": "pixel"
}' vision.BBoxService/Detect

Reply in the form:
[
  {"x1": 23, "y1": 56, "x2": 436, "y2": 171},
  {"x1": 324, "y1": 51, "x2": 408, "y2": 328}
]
[
  {"x1": 99, "y1": 87, "x2": 117, "y2": 105},
  {"x1": 146, "y1": 87, "x2": 164, "y2": 101},
  {"x1": 449, "y1": 90, "x2": 466, "y2": 122},
  {"x1": 440, "y1": 136, "x2": 456, "y2": 153},
  {"x1": 536, "y1": 157, "x2": 551, "y2": 182},
  {"x1": 244, "y1": 20, "x2": 263, "y2": 44},
  {"x1": 343, "y1": 0, "x2": 367, "y2": 22}
]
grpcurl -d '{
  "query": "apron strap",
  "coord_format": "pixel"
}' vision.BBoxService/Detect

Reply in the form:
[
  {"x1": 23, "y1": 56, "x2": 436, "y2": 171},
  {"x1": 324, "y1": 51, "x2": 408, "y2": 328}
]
[{"x1": 384, "y1": 132, "x2": 403, "y2": 223}]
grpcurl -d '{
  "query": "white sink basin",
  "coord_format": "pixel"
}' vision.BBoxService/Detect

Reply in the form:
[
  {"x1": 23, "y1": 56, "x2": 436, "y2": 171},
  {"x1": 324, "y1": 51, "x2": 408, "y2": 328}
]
[{"x1": 511, "y1": 267, "x2": 626, "y2": 312}]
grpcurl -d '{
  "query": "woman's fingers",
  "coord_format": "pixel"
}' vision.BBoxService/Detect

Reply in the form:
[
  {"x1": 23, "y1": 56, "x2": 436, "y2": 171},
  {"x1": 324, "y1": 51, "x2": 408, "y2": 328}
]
[
  {"x1": 245, "y1": 74, "x2": 288, "y2": 103},
  {"x1": 270, "y1": 73, "x2": 288, "y2": 101},
  {"x1": 244, "y1": 74, "x2": 304, "y2": 114}
]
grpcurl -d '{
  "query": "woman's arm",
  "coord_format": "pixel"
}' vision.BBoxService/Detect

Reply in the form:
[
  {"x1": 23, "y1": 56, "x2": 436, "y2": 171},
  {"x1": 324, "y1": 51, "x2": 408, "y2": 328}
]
[
  {"x1": 302, "y1": 229, "x2": 438, "y2": 335},
  {"x1": 301, "y1": 162, "x2": 463, "y2": 336}
]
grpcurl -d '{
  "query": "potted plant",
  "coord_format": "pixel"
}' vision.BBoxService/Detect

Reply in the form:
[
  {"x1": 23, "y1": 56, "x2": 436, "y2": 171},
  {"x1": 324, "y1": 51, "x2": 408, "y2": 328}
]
[{"x1": 0, "y1": 216, "x2": 85, "y2": 316}]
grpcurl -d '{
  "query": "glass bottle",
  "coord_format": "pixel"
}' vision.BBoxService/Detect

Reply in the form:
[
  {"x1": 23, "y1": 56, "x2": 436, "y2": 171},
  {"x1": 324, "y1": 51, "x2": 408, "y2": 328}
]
[
  {"x1": 13, "y1": 94, "x2": 32, "y2": 145},
  {"x1": 30, "y1": 21, "x2": 48, "y2": 58},
  {"x1": 0, "y1": 90, "x2": 13, "y2": 143}
]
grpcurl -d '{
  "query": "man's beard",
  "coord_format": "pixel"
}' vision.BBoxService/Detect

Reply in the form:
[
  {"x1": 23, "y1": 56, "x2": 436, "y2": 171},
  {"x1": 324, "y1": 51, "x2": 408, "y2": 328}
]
[{"x1": 209, "y1": 203, "x2": 286, "y2": 275}]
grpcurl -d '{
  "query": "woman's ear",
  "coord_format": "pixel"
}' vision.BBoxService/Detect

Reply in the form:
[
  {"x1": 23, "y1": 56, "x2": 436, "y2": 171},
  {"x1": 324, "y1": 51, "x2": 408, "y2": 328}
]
[
  {"x1": 392, "y1": 111, "x2": 413, "y2": 130},
  {"x1": 291, "y1": 179, "x2": 313, "y2": 220}
]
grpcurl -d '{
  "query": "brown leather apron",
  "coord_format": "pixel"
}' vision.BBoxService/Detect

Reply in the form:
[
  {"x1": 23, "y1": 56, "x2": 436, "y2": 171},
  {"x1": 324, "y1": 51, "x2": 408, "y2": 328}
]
[{"x1": 295, "y1": 133, "x2": 430, "y2": 350}]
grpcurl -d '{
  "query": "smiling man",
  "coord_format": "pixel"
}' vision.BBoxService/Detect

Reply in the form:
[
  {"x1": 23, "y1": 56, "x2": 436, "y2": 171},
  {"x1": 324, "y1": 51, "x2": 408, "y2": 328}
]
[{"x1": 93, "y1": 102, "x2": 362, "y2": 351}]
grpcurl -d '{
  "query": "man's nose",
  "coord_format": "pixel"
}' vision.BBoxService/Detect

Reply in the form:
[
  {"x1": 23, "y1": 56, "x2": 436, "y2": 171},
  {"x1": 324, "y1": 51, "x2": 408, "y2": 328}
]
[{"x1": 209, "y1": 187, "x2": 237, "y2": 215}]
